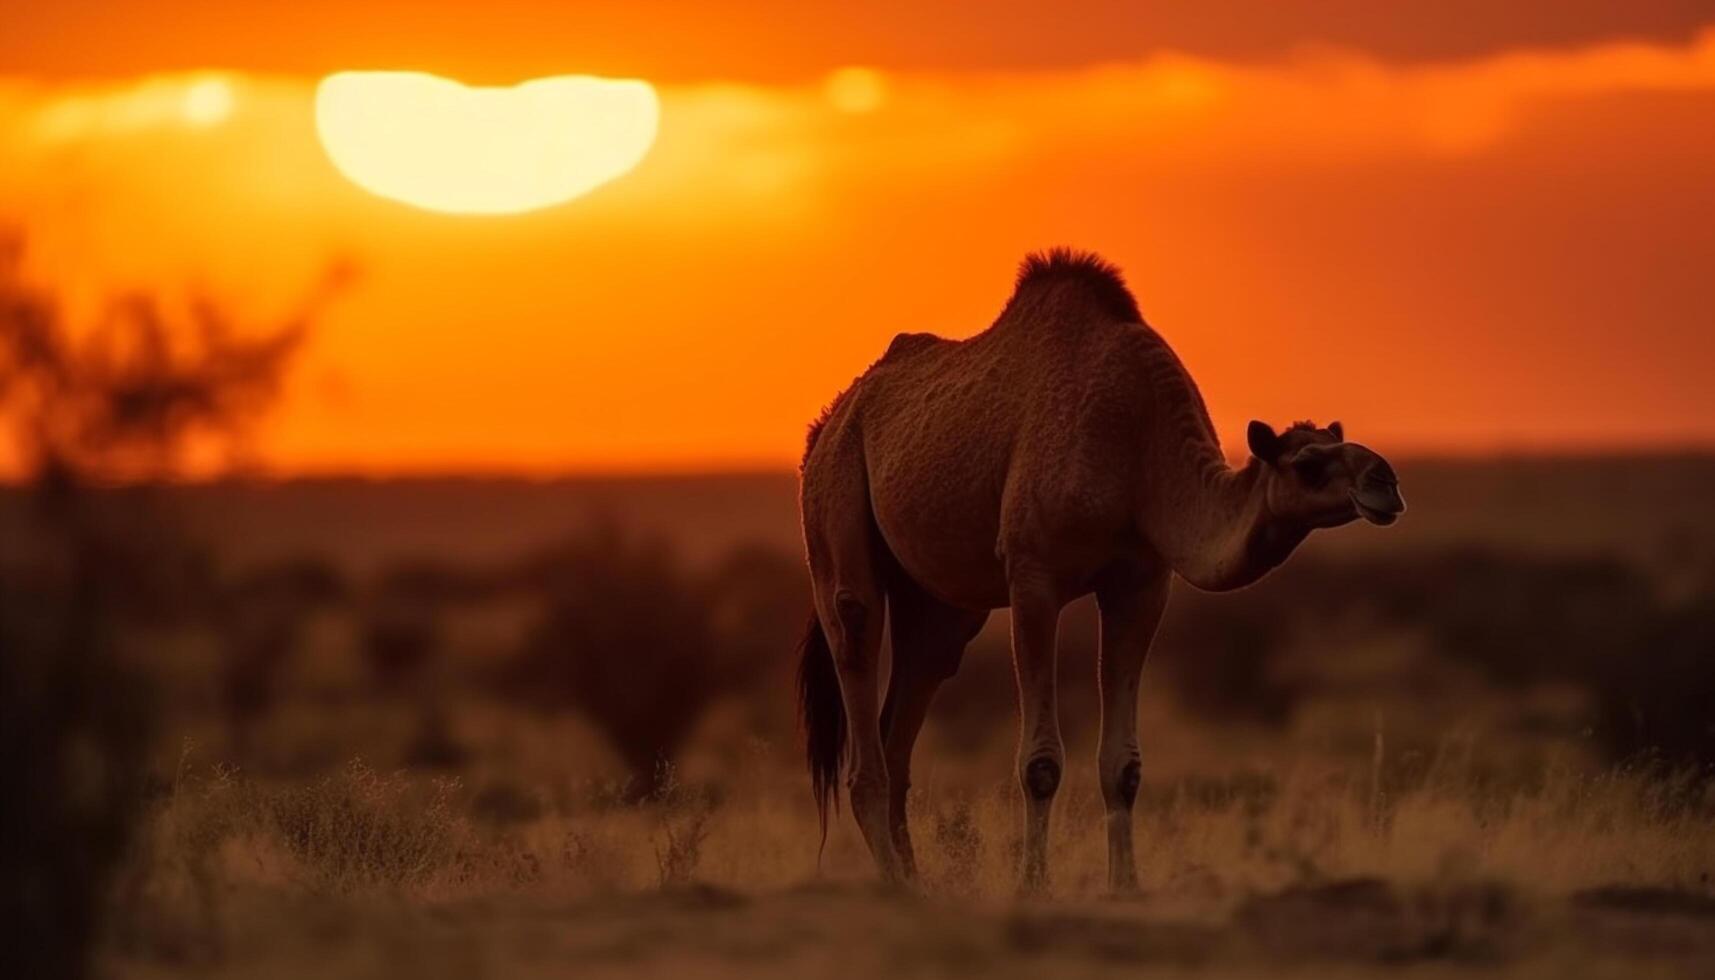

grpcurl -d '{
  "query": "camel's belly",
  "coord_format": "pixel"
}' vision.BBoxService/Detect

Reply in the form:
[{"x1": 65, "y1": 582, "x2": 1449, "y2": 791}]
[
  {"x1": 877, "y1": 510, "x2": 1010, "y2": 609},
  {"x1": 868, "y1": 451, "x2": 1012, "y2": 610},
  {"x1": 866, "y1": 432, "x2": 1136, "y2": 611}
]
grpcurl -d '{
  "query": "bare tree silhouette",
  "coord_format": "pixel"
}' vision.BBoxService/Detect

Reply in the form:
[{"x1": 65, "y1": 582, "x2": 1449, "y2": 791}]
[{"x1": 0, "y1": 231, "x2": 346, "y2": 978}]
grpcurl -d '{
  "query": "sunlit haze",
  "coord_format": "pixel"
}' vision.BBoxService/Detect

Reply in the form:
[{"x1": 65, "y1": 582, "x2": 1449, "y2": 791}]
[{"x1": 2, "y1": 4, "x2": 1713, "y2": 476}]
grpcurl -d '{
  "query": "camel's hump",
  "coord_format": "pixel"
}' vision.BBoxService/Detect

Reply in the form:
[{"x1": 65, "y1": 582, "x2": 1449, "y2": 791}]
[
  {"x1": 1007, "y1": 248, "x2": 1141, "y2": 324},
  {"x1": 883, "y1": 332, "x2": 947, "y2": 360}
]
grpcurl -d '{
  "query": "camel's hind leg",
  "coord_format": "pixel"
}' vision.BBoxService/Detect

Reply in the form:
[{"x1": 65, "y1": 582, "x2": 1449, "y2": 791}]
[
  {"x1": 880, "y1": 580, "x2": 988, "y2": 880},
  {"x1": 803, "y1": 460, "x2": 903, "y2": 882}
]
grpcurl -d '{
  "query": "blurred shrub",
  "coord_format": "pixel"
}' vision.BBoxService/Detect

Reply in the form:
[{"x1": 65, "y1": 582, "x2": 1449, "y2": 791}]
[
  {"x1": 1145, "y1": 548, "x2": 1715, "y2": 769},
  {"x1": 360, "y1": 563, "x2": 450, "y2": 696},
  {"x1": 401, "y1": 702, "x2": 469, "y2": 770},
  {"x1": 698, "y1": 543, "x2": 811, "y2": 730},
  {"x1": 1342, "y1": 549, "x2": 1713, "y2": 768},
  {"x1": 505, "y1": 525, "x2": 744, "y2": 797},
  {"x1": 214, "y1": 556, "x2": 348, "y2": 752},
  {"x1": 361, "y1": 558, "x2": 511, "y2": 692},
  {"x1": 1156, "y1": 585, "x2": 1302, "y2": 726},
  {"x1": 1593, "y1": 598, "x2": 1715, "y2": 766},
  {"x1": 701, "y1": 543, "x2": 810, "y2": 665}
]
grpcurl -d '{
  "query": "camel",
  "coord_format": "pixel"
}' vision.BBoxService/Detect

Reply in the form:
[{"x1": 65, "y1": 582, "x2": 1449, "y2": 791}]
[{"x1": 796, "y1": 249, "x2": 1405, "y2": 892}]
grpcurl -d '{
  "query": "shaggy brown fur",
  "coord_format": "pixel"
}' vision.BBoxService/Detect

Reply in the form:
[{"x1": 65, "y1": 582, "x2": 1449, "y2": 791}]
[{"x1": 1006, "y1": 247, "x2": 1142, "y2": 324}]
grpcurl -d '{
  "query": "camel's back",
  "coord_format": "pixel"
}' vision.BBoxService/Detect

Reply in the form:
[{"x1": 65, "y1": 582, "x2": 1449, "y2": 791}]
[
  {"x1": 850, "y1": 266, "x2": 1161, "y2": 603},
  {"x1": 802, "y1": 250, "x2": 1201, "y2": 607},
  {"x1": 815, "y1": 250, "x2": 1155, "y2": 471},
  {"x1": 856, "y1": 303, "x2": 1148, "y2": 500},
  {"x1": 852, "y1": 329, "x2": 1017, "y2": 509}
]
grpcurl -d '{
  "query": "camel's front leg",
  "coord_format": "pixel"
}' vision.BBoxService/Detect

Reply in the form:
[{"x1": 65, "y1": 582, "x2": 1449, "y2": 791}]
[
  {"x1": 1008, "y1": 570, "x2": 1064, "y2": 894},
  {"x1": 1094, "y1": 566, "x2": 1170, "y2": 893}
]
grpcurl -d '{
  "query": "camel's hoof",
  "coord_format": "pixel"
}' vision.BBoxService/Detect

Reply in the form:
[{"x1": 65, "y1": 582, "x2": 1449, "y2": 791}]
[
  {"x1": 1106, "y1": 879, "x2": 1144, "y2": 901},
  {"x1": 872, "y1": 870, "x2": 920, "y2": 899},
  {"x1": 1015, "y1": 875, "x2": 1050, "y2": 900}
]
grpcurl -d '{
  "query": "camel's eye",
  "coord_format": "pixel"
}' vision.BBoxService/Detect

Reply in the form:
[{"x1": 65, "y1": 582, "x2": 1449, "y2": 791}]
[{"x1": 1292, "y1": 455, "x2": 1331, "y2": 488}]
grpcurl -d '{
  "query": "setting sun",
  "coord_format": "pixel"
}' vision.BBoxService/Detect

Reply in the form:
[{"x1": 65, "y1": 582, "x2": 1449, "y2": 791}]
[{"x1": 313, "y1": 71, "x2": 658, "y2": 215}]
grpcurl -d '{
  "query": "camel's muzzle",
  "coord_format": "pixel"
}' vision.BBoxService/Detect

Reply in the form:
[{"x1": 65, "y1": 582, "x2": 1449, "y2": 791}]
[{"x1": 1351, "y1": 478, "x2": 1405, "y2": 526}]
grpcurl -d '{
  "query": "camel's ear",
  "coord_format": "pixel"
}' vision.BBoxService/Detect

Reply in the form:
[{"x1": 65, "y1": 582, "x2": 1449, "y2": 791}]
[
  {"x1": 1328, "y1": 420, "x2": 1344, "y2": 441},
  {"x1": 1247, "y1": 420, "x2": 1283, "y2": 463}
]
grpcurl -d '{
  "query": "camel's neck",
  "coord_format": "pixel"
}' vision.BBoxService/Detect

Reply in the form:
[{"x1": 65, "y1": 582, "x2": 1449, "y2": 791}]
[
  {"x1": 1130, "y1": 341, "x2": 1306, "y2": 591},
  {"x1": 1142, "y1": 460, "x2": 1303, "y2": 591}
]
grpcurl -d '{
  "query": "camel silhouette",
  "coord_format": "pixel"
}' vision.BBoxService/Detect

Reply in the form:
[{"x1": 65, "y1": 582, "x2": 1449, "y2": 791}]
[{"x1": 797, "y1": 249, "x2": 1405, "y2": 891}]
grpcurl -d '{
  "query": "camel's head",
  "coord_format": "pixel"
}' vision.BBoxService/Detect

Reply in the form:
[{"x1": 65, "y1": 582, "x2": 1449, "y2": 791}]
[{"x1": 1248, "y1": 420, "x2": 1405, "y2": 529}]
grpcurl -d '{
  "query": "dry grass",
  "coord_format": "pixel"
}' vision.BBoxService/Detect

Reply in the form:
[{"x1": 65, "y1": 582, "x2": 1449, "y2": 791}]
[{"x1": 101, "y1": 739, "x2": 1715, "y2": 978}]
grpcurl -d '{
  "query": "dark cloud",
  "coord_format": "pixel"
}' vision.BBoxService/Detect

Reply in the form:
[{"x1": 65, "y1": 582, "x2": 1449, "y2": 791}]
[{"x1": 7, "y1": 1, "x2": 1713, "y2": 82}]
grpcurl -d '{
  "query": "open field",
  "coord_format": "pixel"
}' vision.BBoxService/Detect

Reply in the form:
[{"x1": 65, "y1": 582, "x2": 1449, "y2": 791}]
[
  {"x1": 109, "y1": 750, "x2": 1715, "y2": 978},
  {"x1": 6, "y1": 457, "x2": 1715, "y2": 978}
]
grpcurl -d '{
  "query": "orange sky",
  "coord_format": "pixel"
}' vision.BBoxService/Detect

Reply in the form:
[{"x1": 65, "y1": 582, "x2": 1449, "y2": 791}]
[{"x1": 2, "y1": 4, "x2": 1714, "y2": 475}]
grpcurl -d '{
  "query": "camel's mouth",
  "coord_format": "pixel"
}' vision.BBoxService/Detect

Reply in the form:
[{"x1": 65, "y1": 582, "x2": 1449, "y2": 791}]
[{"x1": 1351, "y1": 487, "x2": 1404, "y2": 526}]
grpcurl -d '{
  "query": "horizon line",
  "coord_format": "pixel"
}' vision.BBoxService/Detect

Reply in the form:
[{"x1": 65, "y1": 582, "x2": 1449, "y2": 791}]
[{"x1": 4, "y1": 445, "x2": 1715, "y2": 489}]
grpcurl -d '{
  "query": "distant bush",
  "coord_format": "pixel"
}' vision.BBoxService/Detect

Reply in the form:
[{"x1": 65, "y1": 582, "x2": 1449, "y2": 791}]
[
  {"x1": 1148, "y1": 548, "x2": 1715, "y2": 769},
  {"x1": 1592, "y1": 598, "x2": 1715, "y2": 767},
  {"x1": 506, "y1": 526, "x2": 746, "y2": 797},
  {"x1": 700, "y1": 543, "x2": 810, "y2": 666},
  {"x1": 361, "y1": 558, "x2": 516, "y2": 694},
  {"x1": 1156, "y1": 583, "x2": 1303, "y2": 726},
  {"x1": 698, "y1": 543, "x2": 811, "y2": 729},
  {"x1": 360, "y1": 580, "x2": 445, "y2": 696},
  {"x1": 215, "y1": 556, "x2": 348, "y2": 751}
]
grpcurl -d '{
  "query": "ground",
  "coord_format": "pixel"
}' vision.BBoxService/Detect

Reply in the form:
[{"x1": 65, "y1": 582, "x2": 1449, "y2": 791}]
[
  {"x1": 13, "y1": 460, "x2": 1707, "y2": 978},
  {"x1": 105, "y1": 882, "x2": 1715, "y2": 979},
  {"x1": 104, "y1": 747, "x2": 1715, "y2": 979}
]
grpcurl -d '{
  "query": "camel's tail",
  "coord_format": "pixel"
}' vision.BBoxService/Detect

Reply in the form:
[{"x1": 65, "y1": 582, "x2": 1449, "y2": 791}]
[{"x1": 796, "y1": 610, "x2": 844, "y2": 851}]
